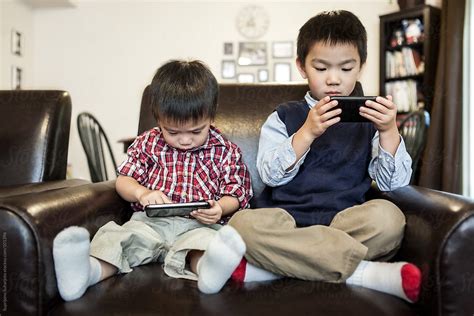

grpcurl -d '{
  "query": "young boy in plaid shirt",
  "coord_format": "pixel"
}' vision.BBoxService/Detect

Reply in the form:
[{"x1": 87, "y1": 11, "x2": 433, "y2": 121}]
[{"x1": 53, "y1": 60, "x2": 253, "y2": 301}]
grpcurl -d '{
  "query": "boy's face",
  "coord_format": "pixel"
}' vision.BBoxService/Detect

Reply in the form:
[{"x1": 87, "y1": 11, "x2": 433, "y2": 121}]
[
  {"x1": 159, "y1": 117, "x2": 212, "y2": 151},
  {"x1": 296, "y1": 41, "x2": 363, "y2": 100}
]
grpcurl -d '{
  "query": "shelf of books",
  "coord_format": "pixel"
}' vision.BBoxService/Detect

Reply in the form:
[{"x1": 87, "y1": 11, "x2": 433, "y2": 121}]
[{"x1": 379, "y1": 5, "x2": 440, "y2": 122}]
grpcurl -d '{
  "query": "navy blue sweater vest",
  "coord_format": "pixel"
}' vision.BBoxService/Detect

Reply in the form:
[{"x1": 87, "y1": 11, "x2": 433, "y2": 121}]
[{"x1": 254, "y1": 99, "x2": 376, "y2": 227}]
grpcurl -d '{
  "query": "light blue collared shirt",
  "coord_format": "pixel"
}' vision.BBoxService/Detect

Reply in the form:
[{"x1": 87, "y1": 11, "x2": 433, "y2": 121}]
[{"x1": 257, "y1": 92, "x2": 413, "y2": 191}]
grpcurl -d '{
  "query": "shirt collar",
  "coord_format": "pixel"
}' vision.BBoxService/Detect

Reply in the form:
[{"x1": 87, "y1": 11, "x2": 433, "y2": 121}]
[
  {"x1": 304, "y1": 91, "x2": 317, "y2": 109},
  {"x1": 204, "y1": 125, "x2": 227, "y2": 148}
]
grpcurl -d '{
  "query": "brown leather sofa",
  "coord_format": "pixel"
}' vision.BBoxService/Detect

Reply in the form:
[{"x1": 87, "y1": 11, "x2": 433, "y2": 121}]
[
  {"x1": 1, "y1": 84, "x2": 474, "y2": 316},
  {"x1": 0, "y1": 90, "x2": 88, "y2": 198},
  {"x1": 0, "y1": 90, "x2": 72, "y2": 185},
  {"x1": 0, "y1": 90, "x2": 89, "y2": 316}
]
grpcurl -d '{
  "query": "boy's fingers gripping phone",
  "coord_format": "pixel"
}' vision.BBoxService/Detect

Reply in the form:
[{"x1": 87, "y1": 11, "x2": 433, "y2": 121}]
[{"x1": 329, "y1": 96, "x2": 377, "y2": 122}]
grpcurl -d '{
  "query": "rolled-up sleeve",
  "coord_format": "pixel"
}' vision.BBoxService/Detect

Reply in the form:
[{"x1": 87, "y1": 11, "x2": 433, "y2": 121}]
[
  {"x1": 369, "y1": 132, "x2": 413, "y2": 191},
  {"x1": 219, "y1": 145, "x2": 253, "y2": 209},
  {"x1": 116, "y1": 134, "x2": 150, "y2": 183}
]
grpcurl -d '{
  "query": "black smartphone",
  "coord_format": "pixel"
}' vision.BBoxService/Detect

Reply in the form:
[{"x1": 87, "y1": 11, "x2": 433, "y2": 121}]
[
  {"x1": 329, "y1": 96, "x2": 377, "y2": 122},
  {"x1": 144, "y1": 201, "x2": 211, "y2": 217}
]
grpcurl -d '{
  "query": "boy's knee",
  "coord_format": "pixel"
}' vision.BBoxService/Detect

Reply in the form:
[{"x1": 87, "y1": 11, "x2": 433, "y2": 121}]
[
  {"x1": 228, "y1": 209, "x2": 268, "y2": 252},
  {"x1": 228, "y1": 209, "x2": 256, "y2": 237},
  {"x1": 366, "y1": 199, "x2": 406, "y2": 241}
]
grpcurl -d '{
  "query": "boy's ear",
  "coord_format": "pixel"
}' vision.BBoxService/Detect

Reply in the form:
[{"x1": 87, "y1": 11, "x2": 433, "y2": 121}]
[{"x1": 296, "y1": 57, "x2": 308, "y2": 79}]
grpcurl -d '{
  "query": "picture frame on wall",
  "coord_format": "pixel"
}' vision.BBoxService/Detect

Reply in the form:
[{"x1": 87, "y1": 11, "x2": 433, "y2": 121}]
[
  {"x1": 11, "y1": 66, "x2": 22, "y2": 90},
  {"x1": 11, "y1": 29, "x2": 22, "y2": 56},
  {"x1": 274, "y1": 63, "x2": 291, "y2": 82},
  {"x1": 224, "y1": 42, "x2": 233, "y2": 55},
  {"x1": 238, "y1": 42, "x2": 267, "y2": 66},
  {"x1": 272, "y1": 41, "x2": 293, "y2": 58},
  {"x1": 221, "y1": 60, "x2": 236, "y2": 79},
  {"x1": 237, "y1": 73, "x2": 255, "y2": 83},
  {"x1": 258, "y1": 69, "x2": 269, "y2": 82}
]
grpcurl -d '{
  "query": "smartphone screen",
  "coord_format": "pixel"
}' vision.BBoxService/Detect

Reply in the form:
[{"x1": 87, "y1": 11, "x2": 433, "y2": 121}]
[{"x1": 144, "y1": 201, "x2": 210, "y2": 217}]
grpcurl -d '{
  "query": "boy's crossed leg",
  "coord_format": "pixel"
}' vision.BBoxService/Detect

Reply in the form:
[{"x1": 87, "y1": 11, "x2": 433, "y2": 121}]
[
  {"x1": 53, "y1": 224, "x2": 245, "y2": 300},
  {"x1": 228, "y1": 207, "x2": 422, "y2": 303},
  {"x1": 230, "y1": 258, "x2": 421, "y2": 303}
]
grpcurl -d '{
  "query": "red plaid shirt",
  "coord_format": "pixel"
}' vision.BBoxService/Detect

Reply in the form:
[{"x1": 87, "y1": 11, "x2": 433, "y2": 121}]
[{"x1": 117, "y1": 126, "x2": 253, "y2": 213}]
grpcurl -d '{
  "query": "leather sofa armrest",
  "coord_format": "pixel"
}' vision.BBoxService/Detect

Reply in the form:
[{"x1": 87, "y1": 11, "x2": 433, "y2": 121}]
[
  {"x1": 0, "y1": 181, "x2": 132, "y2": 315},
  {"x1": 368, "y1": 185, "x2": 474, "y2": 315},
  {"x1": 0, "y1": 178, "x2": 89, "y2": 198}
]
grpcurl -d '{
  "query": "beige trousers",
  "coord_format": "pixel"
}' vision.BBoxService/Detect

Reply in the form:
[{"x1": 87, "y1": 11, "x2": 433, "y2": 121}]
[
  {"x1": 90, "y1": 211, "x2": 220, "y2": 281},
  {"x1": 228, "y1": 199, "x2": 405, "y2": 282}
]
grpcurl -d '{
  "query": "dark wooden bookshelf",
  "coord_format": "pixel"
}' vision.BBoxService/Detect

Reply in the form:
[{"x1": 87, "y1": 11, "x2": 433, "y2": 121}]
[{"x1": 379, "y1": 5, "x2": 441, "y2": 113}]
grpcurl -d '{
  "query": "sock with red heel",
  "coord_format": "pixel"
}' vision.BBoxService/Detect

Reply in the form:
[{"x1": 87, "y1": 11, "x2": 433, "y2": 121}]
[
  {"x1": 345, "y1": 260, "x2": 422, "y2": 303},
  {"x1": 231, "y1": 257, "x2": 282, "y2": 283},
  {"x1": 197, "y1": 226, "x2": 246, "y2": 294}
]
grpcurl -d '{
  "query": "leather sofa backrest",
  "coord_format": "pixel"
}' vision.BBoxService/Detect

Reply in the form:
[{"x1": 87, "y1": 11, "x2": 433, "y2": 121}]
[
  {"x1": 0, "y1": 90, "x2": 72, "y2": 186},
  {"x1": 138, "y1": 83, "x2": 309, "y2": 195}
]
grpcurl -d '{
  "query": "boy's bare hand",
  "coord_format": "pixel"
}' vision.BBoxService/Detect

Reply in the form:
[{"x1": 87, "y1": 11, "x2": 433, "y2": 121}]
[
  {"x1": 302, "y1": 96, "x2": 341, "y2": 139},
  {"x1": 137, "y1": 189, "x2": 172, "y2": 207},
  {"x1": 190, "y1": 200, "x2": 222, "y2": 224},
  {"x1": 359, "y1": 95, "x2": 398, "y2": 133}
]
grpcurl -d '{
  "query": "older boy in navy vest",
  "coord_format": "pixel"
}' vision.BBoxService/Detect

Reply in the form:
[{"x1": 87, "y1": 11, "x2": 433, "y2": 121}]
[{"x1": 228, "y1": 10, "x2": 421, "y2": 303}]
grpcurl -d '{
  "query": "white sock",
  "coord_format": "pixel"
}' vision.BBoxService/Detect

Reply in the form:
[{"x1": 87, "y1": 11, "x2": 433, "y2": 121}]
[
  {"x1": 346, "y1": 260, "x2": 421, "y2": 303},
  {"x1": 53, "y1": 226, "x2": 102, "y2": 301},
  {"x1": 197, "y1": 226, "x2": 246, "y2": 294},
  {"x1": 243, "y1": 263, "x2": 282, "y2": 282}
]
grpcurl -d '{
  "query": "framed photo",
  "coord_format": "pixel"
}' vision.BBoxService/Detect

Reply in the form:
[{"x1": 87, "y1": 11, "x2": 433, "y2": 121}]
[
  {"x1": 272, "y1": 41, "x2": 293, "y2": 58},
  {"x1": 274, "y1": 63, "x2": 291, "y2": 82},
  {"x1": 237, "y1": 73, "x2": 255, "y2": 83},
  {"x1": 11, "y1": 29, "x2": 22, "y2": 56},
  {"x1": 221, "y1": 60, "x2": 236, "y2": 79},
  {"x1": 258, "y1": 69, "x2": 269, "y2": 82},
  {"x1": 238, "y1": 42, "x2": 267, "y2": 66},
  {"x1": 224, "y1": 42, "x2": 233, "y2": 55},
  {"x1": 11, "y1": 66, "x2": 22, "y2": 90}
]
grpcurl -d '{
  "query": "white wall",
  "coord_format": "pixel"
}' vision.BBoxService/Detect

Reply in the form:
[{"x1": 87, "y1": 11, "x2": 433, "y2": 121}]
[
  {"x1": 1, "y1": 0, "x2": 34, "y2": 89},
  {"x1": 426, "y1": 0, "x2": 442, "y2": 8},
  {"x1": 31, "y1": 1, "x2": 398, "y2": 180}
]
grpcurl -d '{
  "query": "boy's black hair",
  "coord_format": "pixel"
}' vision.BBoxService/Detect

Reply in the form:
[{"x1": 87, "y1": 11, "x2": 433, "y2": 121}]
[
  {"x1": 150, "y1": 60, "x2": 218, "y2": 124},
  {"x1": 297, "y1": 10, "x2": 367, "y2": 66}
]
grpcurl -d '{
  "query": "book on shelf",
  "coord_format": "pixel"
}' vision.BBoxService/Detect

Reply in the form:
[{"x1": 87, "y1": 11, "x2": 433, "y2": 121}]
[
  {"x1": 385, "y1": 47, "x2": 424, "y2": 79},
  {"x1": 385, "y1": 79, "x2": 423, "y2": 112}
]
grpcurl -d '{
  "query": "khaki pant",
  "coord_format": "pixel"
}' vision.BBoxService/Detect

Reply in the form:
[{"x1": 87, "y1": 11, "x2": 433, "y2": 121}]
[
  {"x1": 228, "y1": 199, "x2": 405, "y2": 282},
  {"x1": 90, "y1": 211, "x2": 221, "y2": 281}
]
